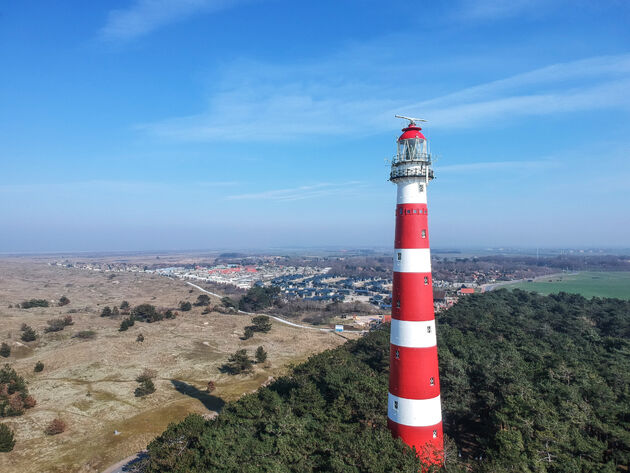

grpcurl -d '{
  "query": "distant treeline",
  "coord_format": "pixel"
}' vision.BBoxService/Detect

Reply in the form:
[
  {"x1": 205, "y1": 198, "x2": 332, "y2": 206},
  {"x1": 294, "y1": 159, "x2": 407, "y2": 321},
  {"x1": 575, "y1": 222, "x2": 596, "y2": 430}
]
[{"x1": 131, "y1": 290, "x2": 630, "y2": 472}]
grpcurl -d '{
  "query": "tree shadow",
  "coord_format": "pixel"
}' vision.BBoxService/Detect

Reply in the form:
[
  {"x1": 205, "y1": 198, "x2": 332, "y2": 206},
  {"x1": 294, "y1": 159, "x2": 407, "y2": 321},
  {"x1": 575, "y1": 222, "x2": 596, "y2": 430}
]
[{"x1": 170, "y1": 379, "x2": 225, "y2": 412}]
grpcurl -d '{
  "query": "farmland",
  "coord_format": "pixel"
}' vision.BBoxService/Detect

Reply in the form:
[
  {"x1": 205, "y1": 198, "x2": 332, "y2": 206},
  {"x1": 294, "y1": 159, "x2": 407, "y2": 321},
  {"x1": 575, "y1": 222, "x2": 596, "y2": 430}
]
[{"x1": 502, "y1": 271, "x2": 630, "y2": 299}]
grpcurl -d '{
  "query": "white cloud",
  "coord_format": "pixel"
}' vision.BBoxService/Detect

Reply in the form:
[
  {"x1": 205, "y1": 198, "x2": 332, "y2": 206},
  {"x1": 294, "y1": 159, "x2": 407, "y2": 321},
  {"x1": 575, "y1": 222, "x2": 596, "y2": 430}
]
[
  {"x1": 138, "y1": 52, "x2": 630, "y2": 141},
  {"x1": 226, "y1": 182, "x2": 366, "y2": 201},
  {"x1": 99, "y1": 0, "x2": 250, "y2": 41}
]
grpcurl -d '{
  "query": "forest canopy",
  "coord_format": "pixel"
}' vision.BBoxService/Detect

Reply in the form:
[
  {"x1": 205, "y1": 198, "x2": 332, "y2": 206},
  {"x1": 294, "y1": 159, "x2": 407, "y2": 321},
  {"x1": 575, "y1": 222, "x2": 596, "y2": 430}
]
[{"x1": 133, "y1": 290, "x2": 630, "y2": 472}]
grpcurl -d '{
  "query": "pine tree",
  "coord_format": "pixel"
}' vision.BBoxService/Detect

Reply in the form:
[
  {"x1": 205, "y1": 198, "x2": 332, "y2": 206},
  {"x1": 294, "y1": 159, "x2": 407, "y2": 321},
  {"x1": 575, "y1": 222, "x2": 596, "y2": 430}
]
[
  {"x1": 21, "y1": 326, "x2": 37, "y2": 342},
  {"x1": 255, "y1": 346, "x2": 267, "y2": 363},
  {"x1": 0, "y1": 423, "x2": 15, "y2": 452},
  {"x1": 0, "y1": 343, "x2": 10, "y2": 358}
]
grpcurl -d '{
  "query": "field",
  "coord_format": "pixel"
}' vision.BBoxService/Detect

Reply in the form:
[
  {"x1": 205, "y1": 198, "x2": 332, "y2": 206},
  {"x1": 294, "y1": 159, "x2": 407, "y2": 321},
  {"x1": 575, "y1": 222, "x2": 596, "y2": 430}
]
[
  {"x1": 502, "y1": 271, "x2": 630, "y2": 299},
  {"x1": 0, "y1": 258, "x2": 348, "y2": 473}
]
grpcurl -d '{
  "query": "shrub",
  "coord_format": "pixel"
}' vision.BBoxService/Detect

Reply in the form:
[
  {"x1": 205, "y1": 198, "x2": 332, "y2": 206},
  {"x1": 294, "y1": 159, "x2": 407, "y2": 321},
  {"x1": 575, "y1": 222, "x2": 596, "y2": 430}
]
[
  {"x1": 119, "y1": 317, "x2": 135, "y2": 331},
  {"x1": 255, "y1": 346, "x2": 267, "y2": 364},
  {"x1": 34, "y1": 361, "x2": 44, "y2": 373},
  {"x1": 221, "y1": 297, "x2": 235, "y2": 308},
  {"x1": 179, "y1": 301, "x2": 192, "y2": 312},
  {"x1": 136, "y1": 334, "x2": 145, "y2": 342},
  {"x1": 58, "y1": 296, "x2": 70, "y2": 306},
  {"x1": 136, "y1": 368, "x2": 157, "y2": 383},
  {"x1": 112, "y1": 306, "x2": 119, "y2": 316},
  {"x1": 195, "y1": 294, "x2": 211, "y2": 306},
  {"x1": 0, "y1": 364, "x2": 30, "y2": 418},
  {"x1": 132, "y1": 304, "x2": 163, "y2": 322},
  {"x1": 0, "y1": 344, "x2": 9, "y2": 358},
  {"x1": 44, "y1": 418, "x2": 66, "y2": 435},
  {"x1": 251, "y1": 315, "x2": 272, "y2": 333},
  {"x1": 221, "y1": 349, "x2": 253, "y2": 375},
  {"x1": 0, "y1": 423, "x2": 15, "y2": 452},
  {"x1": 20, "y1": 299, "x2": 49, "y2": 309},
  {"x1": 120, "y1": 301, "x2": 130, "y2": 313},
  {"x1": 135, "y1": 379, "x2": 156, "y2": 397},
  {"x1": 23, "y1": 396, "x2": 36, "y2": 409},
  {"x1": 63, "y1": 315, "x2": 74, "y2": 326},
  {"x1": 100, "y1": 306, "x2": 112, "y2": 317},
  {"x1": 73, "y1": 330, "x2": 96, "y2": 340},
  {"x1": 20, "y1": 326, "x2": 37, "y2": 342},
  {"x1": 164, "y1": 310, "x2": 175, "y2": 319},
  {"x1": 241, "y1": 326, "x2": 254, "y2": 340},
  {"x1": 44, "y1": 319, "x2": 66, "y2": 333}
]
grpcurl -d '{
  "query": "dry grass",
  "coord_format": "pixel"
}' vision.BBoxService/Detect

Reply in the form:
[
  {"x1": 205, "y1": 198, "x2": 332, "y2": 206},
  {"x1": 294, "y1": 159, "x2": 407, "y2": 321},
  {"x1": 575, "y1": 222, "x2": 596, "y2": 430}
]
[{"x1": 0, "y1": 258, "x2": 348, "y2": 473}]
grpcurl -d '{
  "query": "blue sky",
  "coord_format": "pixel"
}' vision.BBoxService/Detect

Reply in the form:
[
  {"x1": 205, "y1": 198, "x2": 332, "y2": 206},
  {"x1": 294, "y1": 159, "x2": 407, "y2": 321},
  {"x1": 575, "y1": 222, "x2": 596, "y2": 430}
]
[{"x1": 1, "y1": 0, "x2": 629, "y2": 252}]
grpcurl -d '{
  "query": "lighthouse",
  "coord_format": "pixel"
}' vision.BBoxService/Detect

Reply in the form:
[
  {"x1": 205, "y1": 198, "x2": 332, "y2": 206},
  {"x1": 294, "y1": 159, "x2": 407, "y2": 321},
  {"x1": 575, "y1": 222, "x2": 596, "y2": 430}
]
[{"x1": 387, "y1": 116, "x2": 443, "y2": 463}]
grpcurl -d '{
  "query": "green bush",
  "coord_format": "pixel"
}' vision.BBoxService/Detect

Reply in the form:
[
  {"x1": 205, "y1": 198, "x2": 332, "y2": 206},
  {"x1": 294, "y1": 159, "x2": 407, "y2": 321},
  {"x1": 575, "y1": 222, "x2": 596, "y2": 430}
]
[
  {"x1": 58, "y1": 296, "x2": 70, "y2": 306},
  {"x1": 119, "y1": 317, "x2": 135, "y2": 331},
  {"x1": 0, "y1": 343, "x2": 9, "y2": 358},
  {"x1": 20, "y1": 325, "x2": 37, "y2": 342},
  {"x1": 0, "y1": 423, "x2": 15, "y2": 452},
  {"x1": 100, "y1": 306, "x2": 112, "y2": 317},
  {"x1": 73, "y1": 330, "x2": 96, "y2": 340},
  {"x1": 34, "y1": 361, "x2": 44, "y2": 373},
  {"x1": 132, "y1": 304, "x2": 163, "y2": 322},
  {"x1": 20, "y1": 299, "x2": 49, "y2": 309},
  {"x1": 135, "y1": 379, "x2": 156, "y2": 397},
  {"x1": 195, "y1": 294, "x2": 211, "y2": 306},
  {"x1": 179, "y1": 301, "x2": 192, "y2": 312},
  {"x1": 221, "y1": 349, "x2": 253, "y2": 375},
  {"x1": 255, "y1": 346, "x2": 267, "y2": 363}
]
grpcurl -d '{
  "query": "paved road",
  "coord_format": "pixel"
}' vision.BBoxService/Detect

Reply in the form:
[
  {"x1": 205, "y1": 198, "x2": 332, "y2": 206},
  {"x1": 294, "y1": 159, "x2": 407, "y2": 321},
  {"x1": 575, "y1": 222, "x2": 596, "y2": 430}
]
[{"x1": 186, "y1": 281, "x2": 368, "y2": 333}]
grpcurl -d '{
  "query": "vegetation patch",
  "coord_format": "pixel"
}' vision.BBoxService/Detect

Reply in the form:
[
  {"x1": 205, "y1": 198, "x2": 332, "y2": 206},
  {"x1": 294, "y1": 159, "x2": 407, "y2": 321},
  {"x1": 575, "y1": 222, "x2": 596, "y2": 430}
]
[{"x1": 135, "y1": 290, "x2": 630, "y2": 472}]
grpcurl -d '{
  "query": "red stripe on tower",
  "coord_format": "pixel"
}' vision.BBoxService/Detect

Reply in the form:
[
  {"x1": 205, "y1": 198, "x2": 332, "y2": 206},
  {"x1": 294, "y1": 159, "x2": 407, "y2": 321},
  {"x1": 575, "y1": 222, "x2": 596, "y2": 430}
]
[{"x1": 387, "y1": 116, "x2": 443, "y2": 465}]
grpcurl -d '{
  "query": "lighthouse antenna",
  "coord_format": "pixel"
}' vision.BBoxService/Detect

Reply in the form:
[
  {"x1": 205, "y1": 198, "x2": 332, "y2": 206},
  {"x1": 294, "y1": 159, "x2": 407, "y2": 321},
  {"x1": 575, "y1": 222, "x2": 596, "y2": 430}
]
[{"x1": 395, "y1": 115, "x2": 427, "y2": 126}]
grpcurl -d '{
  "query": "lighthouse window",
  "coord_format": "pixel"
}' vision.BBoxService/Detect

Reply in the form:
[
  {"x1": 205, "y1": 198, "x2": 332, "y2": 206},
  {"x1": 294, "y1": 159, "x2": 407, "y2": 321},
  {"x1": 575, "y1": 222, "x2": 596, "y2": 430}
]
[
  {"x1": 430, "y1": 377, "x2": 435, "y2": 386},
  {"x1": 397, "y1": 252, "x2": 402, "y2": 261},
  {"x1": 424, "y1": 276, "x2": 429, "y2": 285},
  {"x1": 396, "y1": 300, "x2": 400, "y2": 308},
  {"x1": 413, "y1": 209, "x2": 418, "y2": 214},
  {"x1": 427, "y1": 326, "x2": 431, "y2": 333},
  {"x1": 395, "y1": 349, "x2": 399, "y2": 359},
  {"x1": 433, "y1": 430, "x2": 437, "y2": 438},
  {"x1": 421, "y1": 229, "x2": 426, "y2": 238},
  {"x1": 399, "y1": 208, "x2": 403, "y2": 216},
  {"x1": 418, "y1": 184, "x2": 424, "y2": 192},
  {"x1": 394, "y1": 401, "x2": 399, "y2": 410},
  {"x1": 406, "y1": 210, "x2": 411, "y2": 214}
]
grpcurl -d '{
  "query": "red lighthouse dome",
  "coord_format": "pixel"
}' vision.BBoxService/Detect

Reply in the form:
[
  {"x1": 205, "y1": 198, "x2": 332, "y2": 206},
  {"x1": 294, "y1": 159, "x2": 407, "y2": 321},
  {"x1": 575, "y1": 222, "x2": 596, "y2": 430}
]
[{"x1": 398, "y1": 125, "x2": 426, "y2": 141}]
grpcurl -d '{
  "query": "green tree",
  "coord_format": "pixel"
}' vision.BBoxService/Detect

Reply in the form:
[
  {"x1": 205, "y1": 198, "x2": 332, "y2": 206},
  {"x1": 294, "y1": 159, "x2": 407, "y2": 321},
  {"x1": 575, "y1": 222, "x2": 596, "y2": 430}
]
[
  {"x1": 251, "y1": 315, "x2": 272, "y2": 333},
  {"x1": 0, "y1": 423, "x2": 15, "y2": 452},
  {"x1": 135, "y1": 379, "x2": 156, "y2": 397},
  {"x1": 195, "y1": 294, "x2": 211, "y2": 306},
  {"x1": 179, "y1": 301, "x2": 192, "y2": 312},
  {"x1": 0, "y1": 343, "x2": 9, "y2": 358},
  {"x1": 221, "y1": 297, "x2": 236, "y2": 308},
  {"x1": 100, "y1": 306, "x2": 112, "y2": 317},
  {"x1": 164, "y1": 309, "x2": 175, "y2": 319},
  {"x1": 238, "y1": 286, "x2": 280, "y2": 312},
  {"x1": 132, "y1": 304, "x2": 163, "y2": 322},
  {"x1": 255, "y1": 346, "x2": 267, "y2": 363},
  {"x1": 20, "y1": 326, "x2": 37, "y2": 342},
  {"x1": 119, "y1": 317, "x2": 135, "y2": 331},
  {"x1": 34, "y1": 361, "x2": 44, "y2": 372},
  {"x1": 222, "y1": 349, "x2": 253, "y2": 375},
  {"x1": 58, "y1": 295, "x2": 70, "y2": 306}
]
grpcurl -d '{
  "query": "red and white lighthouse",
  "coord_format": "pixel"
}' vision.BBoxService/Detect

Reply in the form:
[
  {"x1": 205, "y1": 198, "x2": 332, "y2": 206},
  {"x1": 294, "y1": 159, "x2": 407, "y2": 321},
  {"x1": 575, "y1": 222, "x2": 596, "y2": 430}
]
[{"x1": 387, "y1": 116, "x2": 443, "y2": 463}]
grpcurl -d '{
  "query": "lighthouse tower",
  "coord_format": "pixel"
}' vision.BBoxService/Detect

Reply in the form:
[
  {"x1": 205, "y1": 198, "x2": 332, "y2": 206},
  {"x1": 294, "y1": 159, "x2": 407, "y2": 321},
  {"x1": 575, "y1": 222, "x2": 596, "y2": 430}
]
[{"x1": 387, "y1": 116, "x2": 443, "y2": 462}]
